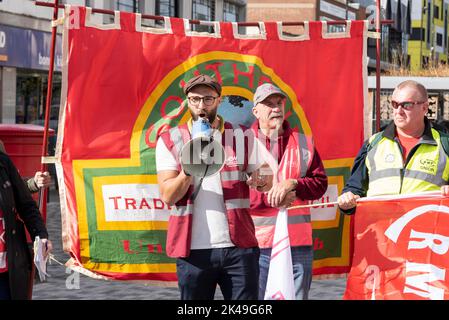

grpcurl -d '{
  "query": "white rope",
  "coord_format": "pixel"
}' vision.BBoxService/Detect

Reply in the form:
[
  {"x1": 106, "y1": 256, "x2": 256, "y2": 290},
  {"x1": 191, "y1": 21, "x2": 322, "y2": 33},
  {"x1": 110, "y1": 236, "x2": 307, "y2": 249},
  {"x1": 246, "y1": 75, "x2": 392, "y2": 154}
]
[
  {"x1": 48, "y1": 254, "x2": 65, "y2": 266},
  {"x1": 287, "y1": 201, "x2": 339, "y2": 210},
  {"x1": 287, "y1": 190, "x2": 445, "y2": 210}
]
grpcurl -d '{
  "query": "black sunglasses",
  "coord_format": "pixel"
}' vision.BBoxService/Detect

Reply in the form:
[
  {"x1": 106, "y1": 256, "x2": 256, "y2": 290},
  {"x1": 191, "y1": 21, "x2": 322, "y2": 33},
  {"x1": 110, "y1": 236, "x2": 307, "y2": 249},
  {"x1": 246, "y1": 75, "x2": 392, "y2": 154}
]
[{"x1": 391, "y1": 101, "x2": 426, "y2": 110}]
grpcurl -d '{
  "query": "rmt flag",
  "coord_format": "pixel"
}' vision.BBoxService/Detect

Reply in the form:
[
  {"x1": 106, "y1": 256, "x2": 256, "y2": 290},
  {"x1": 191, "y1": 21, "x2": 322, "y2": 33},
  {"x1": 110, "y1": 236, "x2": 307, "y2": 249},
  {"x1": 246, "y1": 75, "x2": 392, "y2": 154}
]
[{"x1": 345, "y1": 192, "x2": 449, "y2": 300}]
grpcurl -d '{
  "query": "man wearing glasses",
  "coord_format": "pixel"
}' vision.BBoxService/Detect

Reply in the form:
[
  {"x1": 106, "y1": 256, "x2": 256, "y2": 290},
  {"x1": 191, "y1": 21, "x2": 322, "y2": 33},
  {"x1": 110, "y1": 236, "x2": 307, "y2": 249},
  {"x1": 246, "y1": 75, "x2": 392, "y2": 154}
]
[
  {"x1": 338, "y1": 80, "x2": 449, "y2": 212},
  {"x1": 248, "y1": 83, "x2": 328, "y2": 300},
  {"x1": 156, "y1": 74, "x2": 273, "y2": 300}
]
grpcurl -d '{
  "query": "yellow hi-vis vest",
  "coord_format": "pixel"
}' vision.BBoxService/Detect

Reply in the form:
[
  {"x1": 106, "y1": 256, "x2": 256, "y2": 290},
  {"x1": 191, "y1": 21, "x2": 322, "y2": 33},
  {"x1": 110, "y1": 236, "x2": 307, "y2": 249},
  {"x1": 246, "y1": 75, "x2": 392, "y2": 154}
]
[{"x1": 366, "y1": 128, "x2": 449, "y2": 197}]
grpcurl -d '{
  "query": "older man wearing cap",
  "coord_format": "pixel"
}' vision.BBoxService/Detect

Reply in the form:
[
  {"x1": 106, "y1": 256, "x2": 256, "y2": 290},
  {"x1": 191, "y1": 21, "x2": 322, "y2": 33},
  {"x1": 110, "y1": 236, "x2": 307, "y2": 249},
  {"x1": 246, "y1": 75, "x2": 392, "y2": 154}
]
[
  {"x1": 155, "y1": 74, "x2": 274, "y2": 300},
  {"x1": 249, "y1": 83, "x2": 328, "y2": 300}
]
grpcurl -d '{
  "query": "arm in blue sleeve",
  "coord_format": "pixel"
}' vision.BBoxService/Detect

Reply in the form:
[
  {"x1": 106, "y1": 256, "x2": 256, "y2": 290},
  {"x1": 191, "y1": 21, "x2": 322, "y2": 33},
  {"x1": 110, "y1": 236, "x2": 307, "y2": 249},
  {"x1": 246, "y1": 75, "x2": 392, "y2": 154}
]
[{"x1": 340, "y1": 140, "x2": 370, "y2": 215}]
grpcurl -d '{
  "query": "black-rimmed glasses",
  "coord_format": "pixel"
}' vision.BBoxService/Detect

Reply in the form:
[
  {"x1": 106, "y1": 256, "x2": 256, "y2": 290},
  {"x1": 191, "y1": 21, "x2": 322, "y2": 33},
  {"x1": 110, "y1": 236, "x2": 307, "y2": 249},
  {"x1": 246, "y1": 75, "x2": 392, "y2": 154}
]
[{"x1": 188, "y1": 96, "x2": 219, "y2": 106}]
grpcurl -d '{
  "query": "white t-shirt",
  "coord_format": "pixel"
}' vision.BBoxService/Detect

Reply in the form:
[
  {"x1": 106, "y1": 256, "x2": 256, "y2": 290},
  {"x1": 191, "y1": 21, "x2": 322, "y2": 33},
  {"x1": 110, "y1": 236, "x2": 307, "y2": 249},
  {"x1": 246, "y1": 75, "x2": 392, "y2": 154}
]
[{"x1": 156, "y1": 129, "x2": 269, "y2": 249}]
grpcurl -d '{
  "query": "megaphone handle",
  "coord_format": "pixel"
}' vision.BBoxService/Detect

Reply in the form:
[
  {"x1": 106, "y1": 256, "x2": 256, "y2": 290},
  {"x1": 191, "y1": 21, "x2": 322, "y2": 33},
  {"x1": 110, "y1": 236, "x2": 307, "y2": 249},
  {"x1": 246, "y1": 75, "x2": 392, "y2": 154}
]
[
  {"x1": 189, "y1": 164, "x2": 211, "y2": 201},
  {"x1": 190, "y1": 178, "x2": 203, "y2": 202}
]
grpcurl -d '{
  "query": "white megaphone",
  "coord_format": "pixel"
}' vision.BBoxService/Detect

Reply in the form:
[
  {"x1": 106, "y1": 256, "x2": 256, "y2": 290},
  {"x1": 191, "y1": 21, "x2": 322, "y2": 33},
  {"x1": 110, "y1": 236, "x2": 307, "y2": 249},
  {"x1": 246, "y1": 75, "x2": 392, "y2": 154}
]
[{"x1": 180, "y1": 117, "x2": 225, "y2": 177}]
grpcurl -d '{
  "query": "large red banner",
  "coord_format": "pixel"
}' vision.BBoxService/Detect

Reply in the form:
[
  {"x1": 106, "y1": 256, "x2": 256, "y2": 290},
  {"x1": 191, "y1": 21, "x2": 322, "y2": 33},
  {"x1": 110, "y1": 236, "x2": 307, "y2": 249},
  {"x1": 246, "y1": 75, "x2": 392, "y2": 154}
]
[
  {"x1": 345, "y1": 192, "x2": 449, "y2": 300},
  {"x1": 56, "y1": 5, "x2": 367, "y2": 282}
]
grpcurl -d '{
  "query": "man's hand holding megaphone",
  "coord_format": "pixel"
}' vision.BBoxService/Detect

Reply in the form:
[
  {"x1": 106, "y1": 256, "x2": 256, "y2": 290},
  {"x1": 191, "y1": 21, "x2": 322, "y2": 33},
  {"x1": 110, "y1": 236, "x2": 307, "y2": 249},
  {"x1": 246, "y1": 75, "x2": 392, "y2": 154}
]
[{"x1": 180, "y1": 116, "x2": 226, "y2": 178}]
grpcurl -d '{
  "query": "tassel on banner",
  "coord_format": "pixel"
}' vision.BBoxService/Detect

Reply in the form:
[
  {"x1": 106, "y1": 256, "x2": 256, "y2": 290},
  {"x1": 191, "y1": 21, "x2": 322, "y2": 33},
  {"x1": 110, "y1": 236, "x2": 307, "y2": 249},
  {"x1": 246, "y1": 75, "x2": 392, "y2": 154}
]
[
  {"x1": 51, "y1": 17, "x2": 65, "y2": 27},
  {"x1": 367, "y1": 31, "x2": 381, "y2": 39}
]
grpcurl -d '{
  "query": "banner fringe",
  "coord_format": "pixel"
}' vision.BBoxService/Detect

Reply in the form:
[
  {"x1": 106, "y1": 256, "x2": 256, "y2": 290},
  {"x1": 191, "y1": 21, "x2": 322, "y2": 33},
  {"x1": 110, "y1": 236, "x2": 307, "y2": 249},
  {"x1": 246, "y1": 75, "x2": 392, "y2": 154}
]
[
  {"x1": 312, "y1": 273, "x2": 347, "y2": 280},
  {"x1": 64, "y1": 258, "x2": 178, "y2": 286}
]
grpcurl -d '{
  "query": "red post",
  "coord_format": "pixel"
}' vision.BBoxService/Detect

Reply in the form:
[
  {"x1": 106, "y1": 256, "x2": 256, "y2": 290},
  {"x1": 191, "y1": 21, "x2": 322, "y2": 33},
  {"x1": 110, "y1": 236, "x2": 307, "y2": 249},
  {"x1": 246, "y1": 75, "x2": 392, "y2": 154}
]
[
  {"x1": 375, "y1": 0, "x2": 381, "y2": 132},
  {"x1": 30, "y1": 0, "x2": 60, "y2": 301},
  {"x1": 39, "y1": 0, "x2": 60, "y2": 222}
]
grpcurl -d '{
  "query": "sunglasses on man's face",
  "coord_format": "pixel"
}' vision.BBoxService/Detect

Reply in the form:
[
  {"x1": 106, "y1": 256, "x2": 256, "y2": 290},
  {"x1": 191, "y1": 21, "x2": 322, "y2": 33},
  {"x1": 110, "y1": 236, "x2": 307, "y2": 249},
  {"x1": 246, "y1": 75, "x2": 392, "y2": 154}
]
[{"x1": 391, "y1": 101, "x2": 426, "y2": 110}]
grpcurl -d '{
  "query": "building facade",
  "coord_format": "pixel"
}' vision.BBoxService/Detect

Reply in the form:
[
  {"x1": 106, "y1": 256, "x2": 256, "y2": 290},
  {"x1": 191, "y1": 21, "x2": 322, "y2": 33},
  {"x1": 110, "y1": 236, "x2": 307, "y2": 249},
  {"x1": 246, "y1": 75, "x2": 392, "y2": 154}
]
[
  {"x1": 0, "y1": 0, "x2": 65, "y2": 125},
  {"x1": 358, "y1": 0, "x2": 412, "y2": 71},
  {"x1": 246, "y1": 0, "x2": 363, "y2": 35},
  {"x1": 408, "y1": 0, "x2": 449, "y2": 71},
  {"x1": 246, "y1": 0, "x2": 419, "y2": 72},
  {"x1": 0, "y1": 0, "x2": 246, "y2": 125}
]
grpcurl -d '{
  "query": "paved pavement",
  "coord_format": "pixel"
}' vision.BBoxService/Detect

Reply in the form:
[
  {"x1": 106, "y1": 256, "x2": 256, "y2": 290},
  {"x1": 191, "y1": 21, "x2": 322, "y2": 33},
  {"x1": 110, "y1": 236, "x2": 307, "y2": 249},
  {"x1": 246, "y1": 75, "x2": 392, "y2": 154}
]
[{"x1": 32, "y1": 187, "x2": 347, "y2": 300}]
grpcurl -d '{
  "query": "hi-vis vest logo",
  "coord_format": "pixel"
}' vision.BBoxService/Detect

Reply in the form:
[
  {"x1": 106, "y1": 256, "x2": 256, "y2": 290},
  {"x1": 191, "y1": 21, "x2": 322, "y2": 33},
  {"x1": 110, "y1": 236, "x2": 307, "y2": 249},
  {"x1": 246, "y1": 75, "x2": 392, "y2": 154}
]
[
  {"x1": 384, "y1": 153, "x2": 395, "y2": 163},
  {"x1": 419, "y1": 159, "x2": 436, "y2": 173},
  {"x1": 225, "y1": 156, "x2": 238, "y2": 167}
]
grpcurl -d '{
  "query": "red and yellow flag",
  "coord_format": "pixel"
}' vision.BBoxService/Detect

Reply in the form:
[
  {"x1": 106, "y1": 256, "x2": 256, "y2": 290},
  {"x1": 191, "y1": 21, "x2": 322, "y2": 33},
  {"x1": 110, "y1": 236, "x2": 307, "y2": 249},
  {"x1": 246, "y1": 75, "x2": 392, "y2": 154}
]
[{"x1": 56, "y1": 5, "x2": 367, "y2": 282}]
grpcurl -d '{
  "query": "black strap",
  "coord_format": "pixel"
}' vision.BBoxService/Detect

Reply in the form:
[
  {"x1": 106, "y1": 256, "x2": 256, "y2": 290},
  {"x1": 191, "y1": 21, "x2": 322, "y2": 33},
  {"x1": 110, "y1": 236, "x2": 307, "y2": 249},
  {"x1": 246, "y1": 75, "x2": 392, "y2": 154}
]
[
  {"x1": 189, "y1": 164, "x2": 211, "y2": 202},
  {"x1": 367, "y1": 132, "x2": 383, "y2": 153}
]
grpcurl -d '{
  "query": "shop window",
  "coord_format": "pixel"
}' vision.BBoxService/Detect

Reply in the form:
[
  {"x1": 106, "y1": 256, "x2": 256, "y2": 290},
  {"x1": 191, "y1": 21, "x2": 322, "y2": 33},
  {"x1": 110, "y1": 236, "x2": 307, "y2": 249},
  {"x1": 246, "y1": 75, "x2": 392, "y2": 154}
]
[
  {"x1": 155, "y1": 0, "x2": 178, "y2": 27},
  {"x1": 156, "y1": 0, "x2": 178, "y2": 17},
  {"x1": 16, "y1": 71, "x2": 61, "y2": 133},
  {"x1": 410, "y1": 27, "x2": 424, "y2": 41},
  {"x1": 116, "y1": 0, "x2": 138, "y2": 13},
  {"x1": 434, "y1": 5, "x2": 440, "y2": 19},
  {"x1": 437, "y1": 33, "x2": 443, "y2": 46},
  {"x1": 192, "y1": 0, "x2": 215, "y2": 33},
  {"x1": 223, "y1": 1, "x2": 240, "y2": 22}
]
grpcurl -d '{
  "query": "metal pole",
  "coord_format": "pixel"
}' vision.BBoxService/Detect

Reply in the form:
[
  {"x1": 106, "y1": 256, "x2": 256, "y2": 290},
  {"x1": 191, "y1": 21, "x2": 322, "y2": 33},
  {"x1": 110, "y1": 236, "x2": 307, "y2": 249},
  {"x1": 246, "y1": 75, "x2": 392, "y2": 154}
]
[
  {"x1": 35, "y1": 2, "x2": 394, "y2": 27},
  {"x1": 39, "y1": 0, "x2": 60, "y2": 223},
  {"x1": 375, "y1": 0, "x2": 381, "y2": 132},
  {"x1": 420, "y1": 5, "x2": 425, "y2": 69},
  {"x1": 346, "y1": 0, "x2": 348, "y2": 20}
]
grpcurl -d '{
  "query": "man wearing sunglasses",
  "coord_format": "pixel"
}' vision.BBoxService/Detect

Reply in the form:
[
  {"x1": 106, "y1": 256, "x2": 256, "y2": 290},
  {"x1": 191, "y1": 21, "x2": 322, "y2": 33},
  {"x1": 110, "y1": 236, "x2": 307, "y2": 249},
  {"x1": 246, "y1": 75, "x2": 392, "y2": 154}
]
[
  {"x1": 156, "y1": 74, "x2": 274, "y2": 300},
  {"x1": 338, "y1": 80, "x2": 449, "y2": 212}
]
